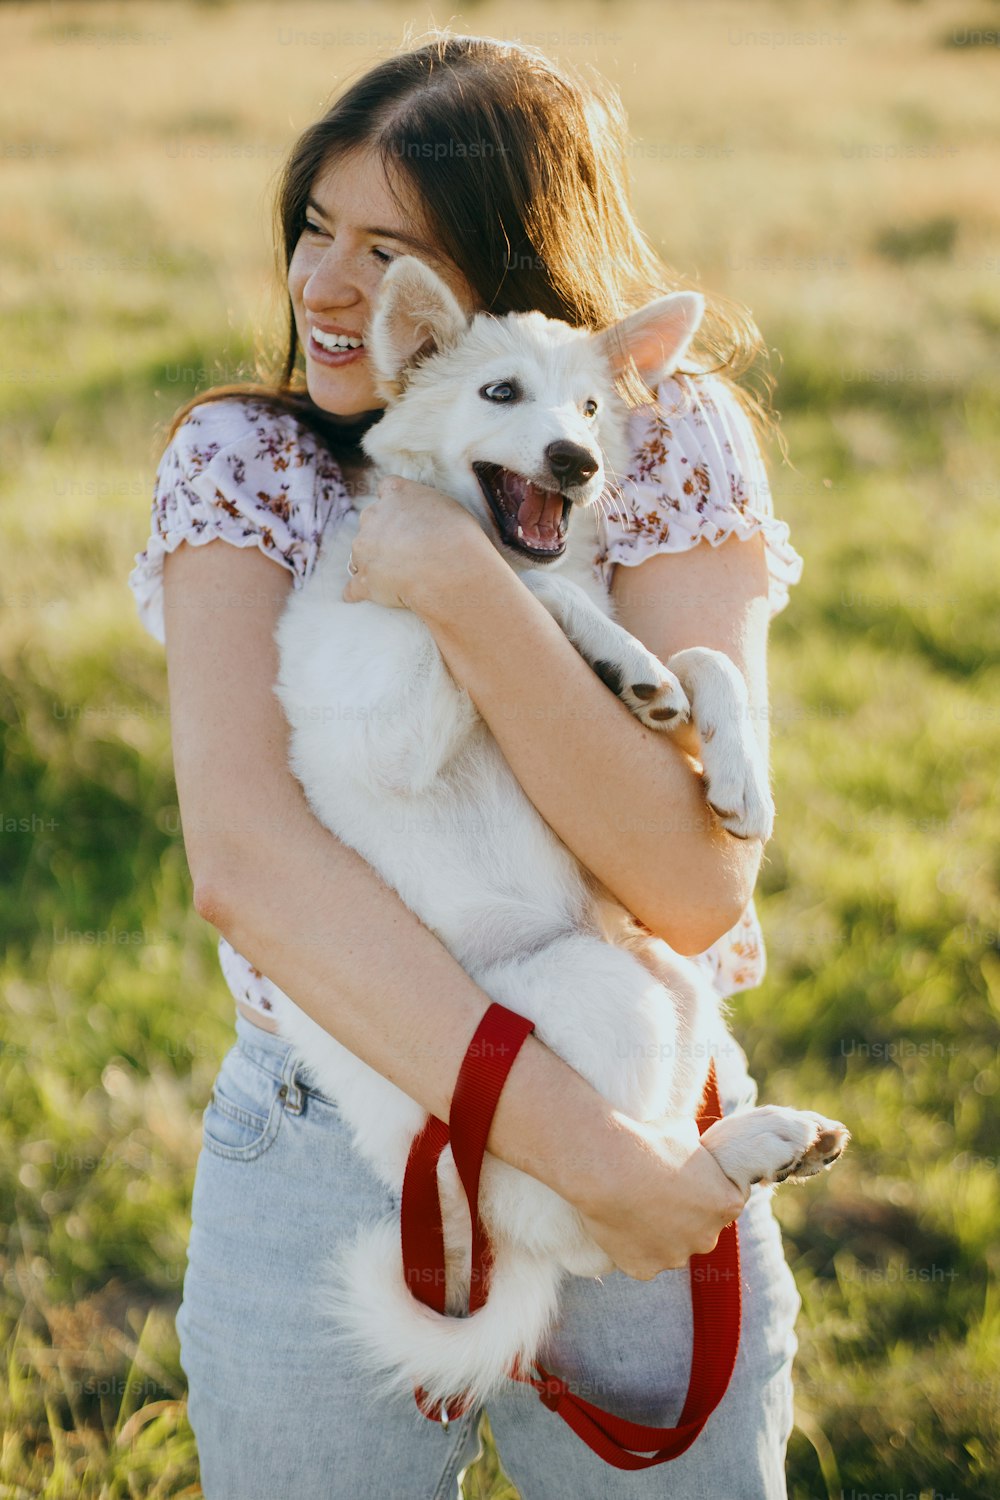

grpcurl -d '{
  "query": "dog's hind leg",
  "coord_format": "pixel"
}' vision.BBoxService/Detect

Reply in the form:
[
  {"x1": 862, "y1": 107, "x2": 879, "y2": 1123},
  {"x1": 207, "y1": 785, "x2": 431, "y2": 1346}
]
[
  {"x1": 472, "y1": 932, "x2": 705, "y2": 1123},
  {"x1": 700, "y1": 1106, "x2": 850, "y2": 1194}
]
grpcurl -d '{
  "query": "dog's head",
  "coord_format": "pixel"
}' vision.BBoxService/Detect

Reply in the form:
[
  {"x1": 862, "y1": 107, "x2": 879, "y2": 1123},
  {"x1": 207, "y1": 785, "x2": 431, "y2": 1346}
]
[{"x1": 361, "y1": 257, "x2": 704, "y2": 569}]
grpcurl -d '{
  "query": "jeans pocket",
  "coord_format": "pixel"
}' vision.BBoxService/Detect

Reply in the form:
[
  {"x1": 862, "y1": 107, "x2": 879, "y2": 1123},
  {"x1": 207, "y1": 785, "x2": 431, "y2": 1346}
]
[{"x1": 202, "y1": 1046, "x2": 284, "y2": 1161}]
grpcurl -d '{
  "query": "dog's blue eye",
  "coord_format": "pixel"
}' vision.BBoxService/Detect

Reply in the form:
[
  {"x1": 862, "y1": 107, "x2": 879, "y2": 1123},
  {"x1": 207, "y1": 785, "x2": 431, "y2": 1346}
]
[
  {"x1": 480, "y1": 381, "x2": 518, "y2": 403},
  {"x1": 583, "y1": 399, "x2": 599, "y2": 419}
]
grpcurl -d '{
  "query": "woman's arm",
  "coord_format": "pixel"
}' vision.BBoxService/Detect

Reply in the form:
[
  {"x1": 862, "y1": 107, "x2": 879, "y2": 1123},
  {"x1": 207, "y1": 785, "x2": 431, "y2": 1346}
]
[
  {"x1": 346, "y1": 479, "x2": 771, "y2": 956},
  {"x1": 163, "y1": 539, "x2": 747, "y2": 1274}
]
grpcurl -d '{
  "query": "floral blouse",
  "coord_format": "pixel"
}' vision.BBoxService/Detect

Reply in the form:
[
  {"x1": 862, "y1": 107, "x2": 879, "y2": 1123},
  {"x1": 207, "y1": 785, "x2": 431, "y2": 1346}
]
[{"x1": 128, "y1": 374, "x2": 803, "y2": 1018}]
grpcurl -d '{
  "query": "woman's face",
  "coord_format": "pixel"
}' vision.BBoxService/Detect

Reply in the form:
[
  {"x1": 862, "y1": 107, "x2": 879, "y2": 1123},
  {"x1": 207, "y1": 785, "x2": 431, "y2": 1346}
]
[{"x1": 288, "y1": 147, "x2": 479, "y2": 420}]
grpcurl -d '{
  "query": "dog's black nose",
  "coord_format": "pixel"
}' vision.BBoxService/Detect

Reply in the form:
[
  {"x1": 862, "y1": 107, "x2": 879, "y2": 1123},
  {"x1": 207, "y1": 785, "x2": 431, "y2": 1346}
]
[{"x1": 545, "y1": 441, "x2": 599, "y2": 487}]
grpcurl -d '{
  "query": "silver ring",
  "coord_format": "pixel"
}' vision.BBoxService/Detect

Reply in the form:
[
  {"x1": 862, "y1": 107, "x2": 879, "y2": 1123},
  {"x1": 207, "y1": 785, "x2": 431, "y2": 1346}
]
[{"x1": 347, "y1": 553, "x2": 359, "y2": 576}]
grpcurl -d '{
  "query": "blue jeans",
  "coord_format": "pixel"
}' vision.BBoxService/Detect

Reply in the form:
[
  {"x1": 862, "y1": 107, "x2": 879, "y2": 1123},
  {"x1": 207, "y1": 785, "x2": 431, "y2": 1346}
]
[{"x1": 176, "y1": 1013, "x2": 802, "y2": 1499}]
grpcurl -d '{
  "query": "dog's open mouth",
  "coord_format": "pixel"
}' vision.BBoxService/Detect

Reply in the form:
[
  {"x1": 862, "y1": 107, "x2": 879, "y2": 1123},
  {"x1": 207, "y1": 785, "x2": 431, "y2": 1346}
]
[{"x1": 472, "y1": 463, "x2": 572, "y2": 560}]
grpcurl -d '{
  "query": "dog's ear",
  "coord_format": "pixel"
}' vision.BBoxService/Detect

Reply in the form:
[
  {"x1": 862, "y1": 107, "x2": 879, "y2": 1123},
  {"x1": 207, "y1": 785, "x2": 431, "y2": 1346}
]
[
  {"x1": 367, "y1": 256, "x2": 470, "y2": 401},
  {"x1": 593, "y1": 292, "x2": 705, "y2": 383}
]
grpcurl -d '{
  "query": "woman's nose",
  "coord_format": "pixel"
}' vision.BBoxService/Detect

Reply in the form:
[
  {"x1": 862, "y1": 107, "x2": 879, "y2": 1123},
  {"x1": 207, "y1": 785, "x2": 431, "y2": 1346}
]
[{"x1": 303, "y1": 243, "x2": 364, "y2": 314}]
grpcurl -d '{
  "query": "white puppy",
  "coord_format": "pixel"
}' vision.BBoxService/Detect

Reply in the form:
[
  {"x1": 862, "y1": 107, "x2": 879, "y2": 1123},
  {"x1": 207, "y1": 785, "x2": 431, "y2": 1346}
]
[{"x1": 269, "y1": 258, "x2": 848, "y2": 1409}]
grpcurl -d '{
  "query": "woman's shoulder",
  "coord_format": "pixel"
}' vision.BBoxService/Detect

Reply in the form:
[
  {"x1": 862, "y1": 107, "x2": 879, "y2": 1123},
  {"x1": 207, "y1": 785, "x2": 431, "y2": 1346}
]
[
  {"x1": 157, "y1": 394, "x2": 351, "y2": 541},
  {"x1": 129, "y1": 396, "x2": 351, "y2": 646},
  {"x1": 624, "y1": 368, "x2": 768, "y2": 500},
  {"x1": 163, "y1": 395, "x2": 339, "y2": 493},
  {"x1": 597, "y1": 369, "x2": 804, "y2": 619}
]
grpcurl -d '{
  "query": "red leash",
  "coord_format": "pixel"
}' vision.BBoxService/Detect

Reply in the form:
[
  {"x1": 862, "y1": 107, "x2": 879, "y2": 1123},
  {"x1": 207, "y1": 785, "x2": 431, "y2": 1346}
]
[{"x1": 399, "y1": 1003, "x2": 742, "y2": 1468}]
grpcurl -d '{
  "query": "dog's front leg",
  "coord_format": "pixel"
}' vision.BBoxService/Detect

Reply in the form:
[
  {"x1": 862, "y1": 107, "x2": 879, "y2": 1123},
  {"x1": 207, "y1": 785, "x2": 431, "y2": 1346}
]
[
  {"x1": 520, "y1": 571, "x2": 691, "y2": 725},
  {"x1": 521, "y1": 574, "x2": 774, "y2": 844},
  {"x1": 664, "y1": 648, "x2": 774, "y2": 843}
]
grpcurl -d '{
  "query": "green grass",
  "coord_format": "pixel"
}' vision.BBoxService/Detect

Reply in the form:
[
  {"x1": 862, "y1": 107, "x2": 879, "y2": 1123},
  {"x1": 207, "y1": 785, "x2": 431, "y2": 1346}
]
[{"x1": 3, "y1": 0, "x2": 999, "y2": 1494}]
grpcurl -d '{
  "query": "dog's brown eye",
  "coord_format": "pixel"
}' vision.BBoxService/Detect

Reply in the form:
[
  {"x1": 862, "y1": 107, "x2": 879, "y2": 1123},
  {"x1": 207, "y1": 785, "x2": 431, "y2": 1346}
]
[
  {"x1": 583, "y1": 399, "x2": 599, "y2": 419},
  {"x1": 480, "y1": 380, "x2": 519, "y2": 403}
]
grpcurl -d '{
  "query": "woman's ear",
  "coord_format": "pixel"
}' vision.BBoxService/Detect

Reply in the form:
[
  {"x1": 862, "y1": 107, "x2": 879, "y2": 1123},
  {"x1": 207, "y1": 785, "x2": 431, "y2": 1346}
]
[
  {"x1": 367, "y1": 256, "x2": 470, "y2": 401},
  {"x1": 593, "y1": 291, "x2": 705, "y2": 383}
]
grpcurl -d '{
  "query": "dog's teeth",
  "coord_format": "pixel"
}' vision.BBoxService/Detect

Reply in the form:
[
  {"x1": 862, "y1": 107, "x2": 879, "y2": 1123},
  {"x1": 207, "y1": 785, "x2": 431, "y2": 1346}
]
[{"x1": 517, "y1": 526, "x2": 524, "y2": 538}]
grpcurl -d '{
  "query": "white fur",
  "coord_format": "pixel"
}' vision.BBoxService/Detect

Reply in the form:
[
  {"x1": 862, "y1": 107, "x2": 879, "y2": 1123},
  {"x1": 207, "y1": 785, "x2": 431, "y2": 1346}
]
[{"x1": 268, "y1": 258, "x2": 848, "y2": 1409}]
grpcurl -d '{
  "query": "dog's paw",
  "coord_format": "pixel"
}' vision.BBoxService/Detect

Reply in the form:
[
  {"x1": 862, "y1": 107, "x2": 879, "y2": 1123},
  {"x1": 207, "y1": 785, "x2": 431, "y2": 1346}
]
[
  {"x1": 702, "y1": 1105, "x2": 849, "y2": 1195},
  {"x1": 699, "y1": 733, "x2": 775, "y2": 843},
  {"x1": 594, "y1": 644, "x2": 692, "y2": 730},
  {"x1": 623, "y1": 671, "x2": 692, "y2": 730},
  {"x1": 762, "y1": 1108, "x2": 850, "y2": 1185},
  {"x1": 769, "y1": 1113, "x2": 849, "y2": 1184},
  {"x1": 660, "y1": 646, "x2": 773, "y2": 841}
]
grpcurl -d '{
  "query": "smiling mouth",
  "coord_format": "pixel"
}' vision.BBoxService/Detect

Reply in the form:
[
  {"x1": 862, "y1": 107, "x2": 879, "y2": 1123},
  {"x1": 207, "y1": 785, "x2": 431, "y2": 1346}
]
[{"x1": 472, "y1": 463, "x2": 572, "y2": 560}]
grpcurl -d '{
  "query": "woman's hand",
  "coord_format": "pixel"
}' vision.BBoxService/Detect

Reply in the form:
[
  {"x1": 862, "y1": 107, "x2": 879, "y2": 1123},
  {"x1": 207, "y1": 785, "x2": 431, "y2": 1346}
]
[
  {"x1": 571, "y1": 1113, "x2": 749, "y2": 1278},
  {"x1": 343, "y1": 475, "x2": 492, "y2": 611}
]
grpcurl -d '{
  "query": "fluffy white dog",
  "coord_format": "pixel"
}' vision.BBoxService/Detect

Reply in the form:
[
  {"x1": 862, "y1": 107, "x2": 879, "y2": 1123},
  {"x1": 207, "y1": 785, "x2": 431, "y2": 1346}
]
[{"x1": 269, "y1": 257, "x2": 848, "y2": 1409}]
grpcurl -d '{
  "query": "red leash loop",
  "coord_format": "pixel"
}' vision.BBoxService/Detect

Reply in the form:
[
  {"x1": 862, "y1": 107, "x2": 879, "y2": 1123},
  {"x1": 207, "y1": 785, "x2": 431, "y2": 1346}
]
[
  {"x1": 399, "y1": 1003, "x2": 742, "y2": 1465},
  {"x1": 448, "y1": 1006, "x2": 536, "y2": 1314},
  {"x1": 401, "y1": 1006, "x2": 534, "y2": 1424}
]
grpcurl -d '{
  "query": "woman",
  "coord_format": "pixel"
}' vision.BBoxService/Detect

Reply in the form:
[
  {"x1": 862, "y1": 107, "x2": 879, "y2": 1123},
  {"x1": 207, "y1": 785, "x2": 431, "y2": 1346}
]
[{"x1": 129, "y1": 33, "x2": 805, "y2": 1500}]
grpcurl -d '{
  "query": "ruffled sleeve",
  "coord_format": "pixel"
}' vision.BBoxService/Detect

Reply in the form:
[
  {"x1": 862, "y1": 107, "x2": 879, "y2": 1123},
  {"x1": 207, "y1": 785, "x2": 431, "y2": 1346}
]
[
  {"x1": 595, "y1": 371, "x2": 803, "y2": 620},
  {"x1": 127, "y1": 397, "x2": 349, "y2": 645}
]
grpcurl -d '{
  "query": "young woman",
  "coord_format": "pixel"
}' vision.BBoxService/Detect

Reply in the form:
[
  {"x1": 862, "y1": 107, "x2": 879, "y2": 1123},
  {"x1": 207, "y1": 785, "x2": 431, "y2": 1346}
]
[{"x1": 129, "y1": 33, "x2": 805, "y2": 1500}]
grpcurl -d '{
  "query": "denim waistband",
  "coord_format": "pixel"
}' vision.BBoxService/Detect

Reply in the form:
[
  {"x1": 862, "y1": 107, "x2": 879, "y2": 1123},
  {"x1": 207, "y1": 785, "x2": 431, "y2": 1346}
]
[
  {"x1": 234, "y1": 1011, "x2": 297, "y2": 1075},
  {"x1": 233, "y1": 1011, "x2": 323, "y2": 1115}
]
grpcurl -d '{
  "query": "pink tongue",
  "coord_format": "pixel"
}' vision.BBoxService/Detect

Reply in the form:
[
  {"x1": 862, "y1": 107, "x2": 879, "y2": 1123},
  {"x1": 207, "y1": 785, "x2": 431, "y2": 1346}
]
[{"x1": 517, "y1": 484, "x2": 563, "y2": 546}]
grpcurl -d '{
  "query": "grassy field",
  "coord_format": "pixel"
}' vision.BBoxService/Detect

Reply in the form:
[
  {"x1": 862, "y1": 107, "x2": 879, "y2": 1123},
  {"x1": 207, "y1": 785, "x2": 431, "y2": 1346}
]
[{"x1": 2, "y1": 0, "x2": 999, "y2": 1494}]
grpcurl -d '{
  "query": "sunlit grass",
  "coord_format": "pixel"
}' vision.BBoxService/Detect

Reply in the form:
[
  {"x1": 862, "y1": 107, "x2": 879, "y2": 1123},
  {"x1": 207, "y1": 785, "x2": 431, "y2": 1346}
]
[{"x1": 2, "y1": 0, "x2": 998, "y2": 1494}]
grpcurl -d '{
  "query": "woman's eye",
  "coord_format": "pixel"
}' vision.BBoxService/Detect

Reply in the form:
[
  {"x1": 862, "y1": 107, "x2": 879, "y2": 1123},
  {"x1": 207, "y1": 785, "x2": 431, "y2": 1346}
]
[
  {"x1": 300, "y1": 222, "x2": 392, "y2": 267},
  {"x1": 480, "y1": 380, "x2": 518, "y2": 403},
  {"x1": 583, "y1": 399, "x2": 599, "y2": 419}
]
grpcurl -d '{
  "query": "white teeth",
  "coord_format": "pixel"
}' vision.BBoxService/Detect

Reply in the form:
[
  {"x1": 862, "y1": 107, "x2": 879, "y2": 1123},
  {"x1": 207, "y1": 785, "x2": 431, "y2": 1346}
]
[
  {"x1": 312, "y1": 328, "x2": 364, "y2": 352},
  {"x1": 517, "y1": 525, "x2": 524, "y2": 538}
]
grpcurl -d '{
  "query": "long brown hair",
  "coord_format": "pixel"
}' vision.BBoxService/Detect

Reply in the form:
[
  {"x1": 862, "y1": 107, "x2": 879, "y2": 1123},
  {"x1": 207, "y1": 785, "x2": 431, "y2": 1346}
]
[{"x1": 169, "y1": 31, "x2": 780, "y2": 462}]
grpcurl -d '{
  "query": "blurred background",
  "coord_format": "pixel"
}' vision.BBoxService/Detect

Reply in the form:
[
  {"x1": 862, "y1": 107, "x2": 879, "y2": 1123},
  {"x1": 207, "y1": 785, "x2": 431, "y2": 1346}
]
[{"x1": 2, "y1": 1, "x2": 998, "y2": 1495}]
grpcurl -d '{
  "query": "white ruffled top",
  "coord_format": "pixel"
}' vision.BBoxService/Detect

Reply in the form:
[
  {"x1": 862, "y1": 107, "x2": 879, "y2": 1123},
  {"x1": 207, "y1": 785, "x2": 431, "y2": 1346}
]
[{"x1": 129, "y1": 373, "x2": 803, "y2": 1017}]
